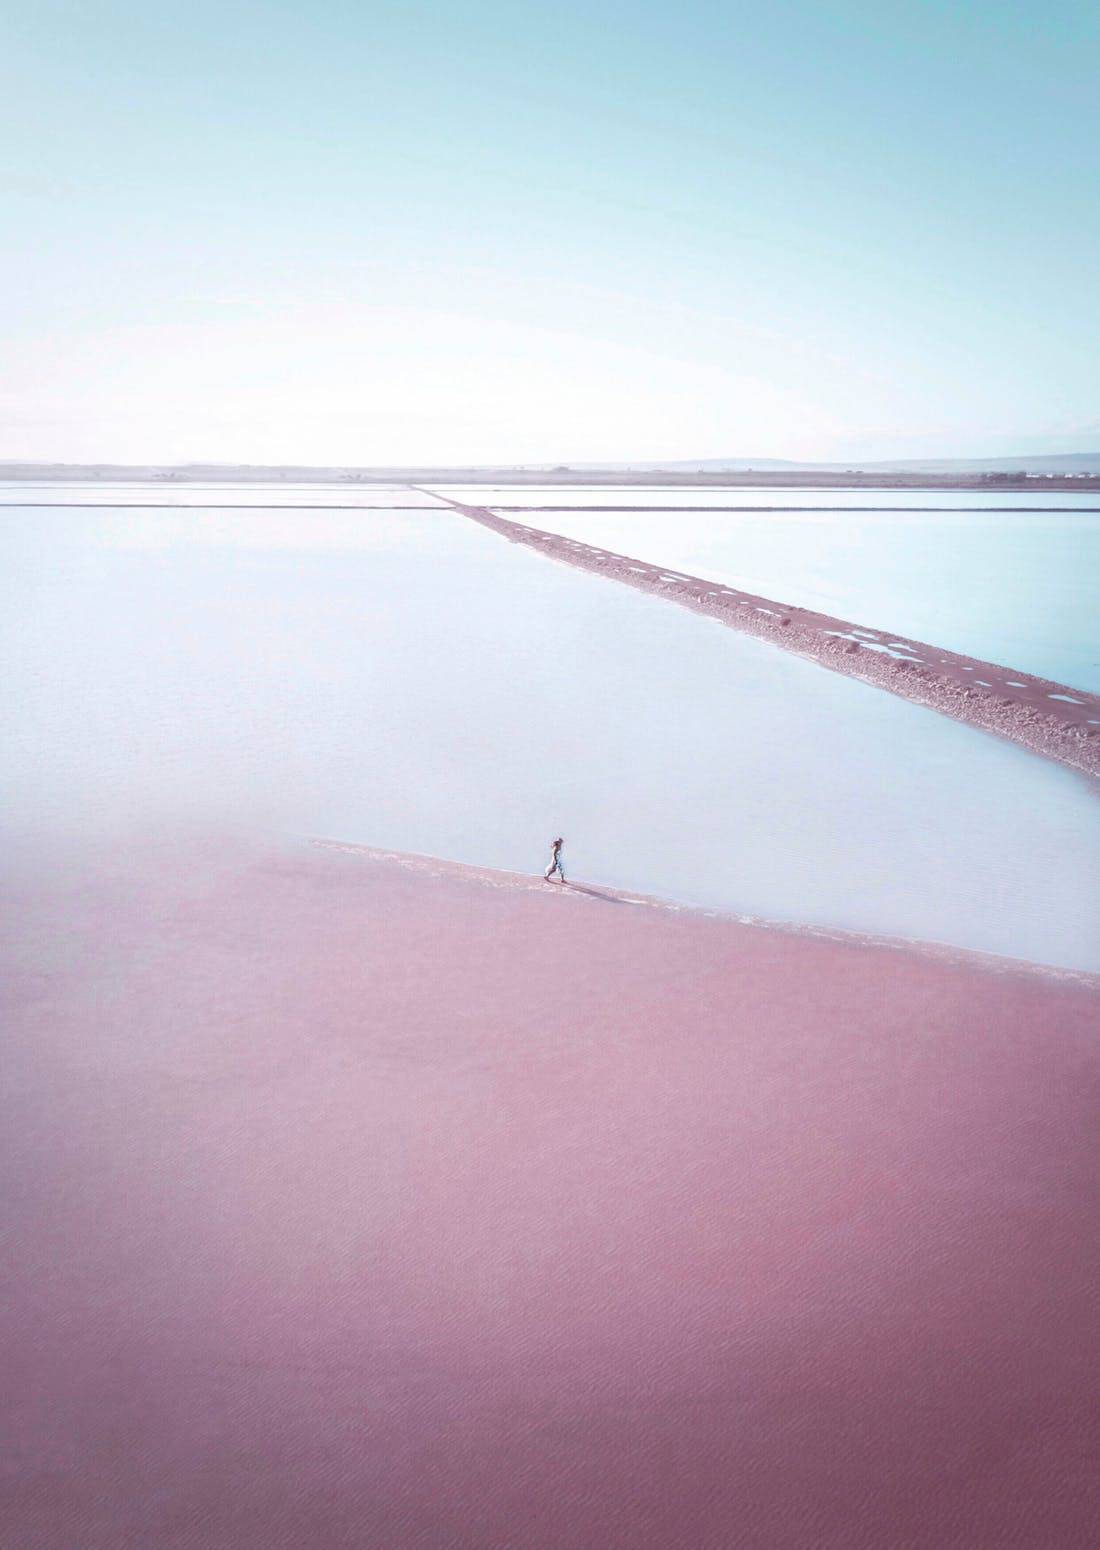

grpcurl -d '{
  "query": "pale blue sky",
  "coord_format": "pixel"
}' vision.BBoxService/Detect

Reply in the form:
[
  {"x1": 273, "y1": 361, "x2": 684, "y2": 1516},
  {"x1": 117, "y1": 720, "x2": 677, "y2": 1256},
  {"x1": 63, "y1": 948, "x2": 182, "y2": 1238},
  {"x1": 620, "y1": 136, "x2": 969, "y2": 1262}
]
[{"x1": 3, "y1": 0, "x2": 1098, "y2": 463}]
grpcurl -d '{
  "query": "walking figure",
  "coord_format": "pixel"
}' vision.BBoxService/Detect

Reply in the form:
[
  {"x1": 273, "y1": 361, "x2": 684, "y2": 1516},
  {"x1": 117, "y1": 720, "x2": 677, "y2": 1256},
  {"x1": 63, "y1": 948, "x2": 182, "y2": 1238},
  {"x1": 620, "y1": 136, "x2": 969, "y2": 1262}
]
[{"x1": 544, "y1": 836, "x2": 566, "y2": 884}]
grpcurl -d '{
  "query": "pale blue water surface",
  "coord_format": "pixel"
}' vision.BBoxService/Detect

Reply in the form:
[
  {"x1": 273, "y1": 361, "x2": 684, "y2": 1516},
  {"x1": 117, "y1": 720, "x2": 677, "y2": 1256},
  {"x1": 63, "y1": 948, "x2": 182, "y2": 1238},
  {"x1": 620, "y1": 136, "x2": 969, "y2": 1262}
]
[
  {"x1": 430, "y1": 484, "x2": 1100, "y2": 512},
  {"x1": 2, "y1": 505, "x2": 1098, "y2": 970},
  {"x1": 487, "y1": 504, "x2": 1100, "y2": 695},
  {"x1": 0, "y1": 481, "x2": 446, "y2": 508}
]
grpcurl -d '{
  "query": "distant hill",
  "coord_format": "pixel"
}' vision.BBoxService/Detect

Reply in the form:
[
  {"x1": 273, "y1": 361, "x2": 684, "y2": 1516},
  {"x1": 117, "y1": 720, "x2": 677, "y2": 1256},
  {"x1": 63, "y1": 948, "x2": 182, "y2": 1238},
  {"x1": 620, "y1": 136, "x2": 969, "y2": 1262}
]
[
  {"x1": 859, "y1": 452, "x2": 1100, "y2": 474},
  {"x1": 1, "y1": 454, "x2": 1098, "y2": 486},
  {"x1": 639, "y1": 452, "x2": 1100, "y2": 475}
]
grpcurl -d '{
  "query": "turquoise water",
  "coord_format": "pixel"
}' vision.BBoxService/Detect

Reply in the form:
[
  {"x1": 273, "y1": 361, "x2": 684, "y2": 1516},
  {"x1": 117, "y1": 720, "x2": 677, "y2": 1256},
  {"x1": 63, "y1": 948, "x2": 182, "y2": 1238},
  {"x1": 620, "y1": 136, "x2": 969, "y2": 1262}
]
[
  {"x1": 2, "y1": 505, "x2": 1098, "y2": 969},
  {"x1": 490, "y1": 504, "x2": 1100, "y2": 694}
]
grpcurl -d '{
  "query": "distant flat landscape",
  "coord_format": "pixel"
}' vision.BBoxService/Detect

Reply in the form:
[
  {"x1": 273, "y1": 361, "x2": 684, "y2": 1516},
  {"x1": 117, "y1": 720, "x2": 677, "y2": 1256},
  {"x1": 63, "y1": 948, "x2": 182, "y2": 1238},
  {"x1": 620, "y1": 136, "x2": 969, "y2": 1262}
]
[{"x1": 3, "y1": 455, "x2": 1099, "y2": 490}]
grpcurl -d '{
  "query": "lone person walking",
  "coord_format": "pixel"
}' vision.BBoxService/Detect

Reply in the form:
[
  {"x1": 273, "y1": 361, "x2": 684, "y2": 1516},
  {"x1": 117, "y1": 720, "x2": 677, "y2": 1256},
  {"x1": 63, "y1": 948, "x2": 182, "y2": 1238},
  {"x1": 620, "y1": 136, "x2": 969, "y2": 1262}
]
[{"x1": 544, "y1": 836, "x2": 566, "y2": 884}]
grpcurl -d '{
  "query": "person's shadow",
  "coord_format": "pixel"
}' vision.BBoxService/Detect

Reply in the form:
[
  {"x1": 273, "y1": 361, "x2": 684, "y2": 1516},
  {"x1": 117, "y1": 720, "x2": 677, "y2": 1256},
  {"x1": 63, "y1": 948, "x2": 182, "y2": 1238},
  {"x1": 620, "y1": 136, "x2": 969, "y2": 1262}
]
[{"x1": 561, "y1": 882, "x2": 636, "y2": 906}]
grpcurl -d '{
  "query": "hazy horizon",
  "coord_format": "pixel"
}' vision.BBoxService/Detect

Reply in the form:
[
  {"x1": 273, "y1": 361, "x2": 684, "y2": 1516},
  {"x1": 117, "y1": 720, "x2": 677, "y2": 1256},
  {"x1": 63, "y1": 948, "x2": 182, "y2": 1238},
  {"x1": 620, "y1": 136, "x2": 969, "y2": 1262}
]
[
  {"x1": 3, "y1": 2, "x2": 1098, "y2": 464},
  {"x1": 3, "y1": 447, "x2": 1100, "y2": 472}
]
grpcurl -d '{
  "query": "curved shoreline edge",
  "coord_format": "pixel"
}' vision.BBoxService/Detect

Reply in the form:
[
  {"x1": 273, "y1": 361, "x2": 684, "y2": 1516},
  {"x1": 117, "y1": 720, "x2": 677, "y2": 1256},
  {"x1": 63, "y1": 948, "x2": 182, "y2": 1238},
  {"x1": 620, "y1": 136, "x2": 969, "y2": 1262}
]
[
  {"x1": 311, "y1": 839, "x2": 1100, "y2": 988},
  {"x1": 439, "y1": 498, "x2": 1100, "y2": 781},
  {"x1": 6, "y1": 836, "x2": 1099, "y2": 1547}
]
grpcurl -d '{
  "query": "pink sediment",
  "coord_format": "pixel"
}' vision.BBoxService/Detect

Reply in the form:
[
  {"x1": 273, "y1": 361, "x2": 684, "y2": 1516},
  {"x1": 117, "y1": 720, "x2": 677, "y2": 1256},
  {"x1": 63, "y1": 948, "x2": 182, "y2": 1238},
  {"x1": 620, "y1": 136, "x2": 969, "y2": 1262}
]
[
  {"x1": 445, "y1": 499, "x2": 1100, "y2": 779},
  {"x1": 314, "y1": 839, "x2": 1095, "y2": 983},
  {"x1": 4, "y1": 834, "x2": 1099, "y2": 1548}
]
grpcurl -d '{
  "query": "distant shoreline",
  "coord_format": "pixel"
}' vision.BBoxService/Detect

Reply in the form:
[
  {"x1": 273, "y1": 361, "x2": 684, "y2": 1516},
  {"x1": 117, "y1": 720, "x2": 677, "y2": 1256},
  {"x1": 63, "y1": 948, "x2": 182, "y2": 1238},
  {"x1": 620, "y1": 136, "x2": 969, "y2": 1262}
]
[{"x1": 2, "y1": 463, "x2": 1099, "y2": 491}]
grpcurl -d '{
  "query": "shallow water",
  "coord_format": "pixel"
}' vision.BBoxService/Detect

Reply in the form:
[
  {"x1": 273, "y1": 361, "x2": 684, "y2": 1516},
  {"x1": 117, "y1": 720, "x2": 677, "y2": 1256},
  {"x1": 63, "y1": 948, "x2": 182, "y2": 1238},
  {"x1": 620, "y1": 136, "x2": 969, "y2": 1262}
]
[
  {"x1": 493, "y1": 504, "x2": 1100, "y2": 694},
  {"x1": 429, "y1": 483, "x2": 1100, "y2": 511},
  {"x1": 3, "y1": 504, "x2": 1098, "y2": 968},
  {"x1": 0, "y1": 480, "x2": 446, "y2": 508}
]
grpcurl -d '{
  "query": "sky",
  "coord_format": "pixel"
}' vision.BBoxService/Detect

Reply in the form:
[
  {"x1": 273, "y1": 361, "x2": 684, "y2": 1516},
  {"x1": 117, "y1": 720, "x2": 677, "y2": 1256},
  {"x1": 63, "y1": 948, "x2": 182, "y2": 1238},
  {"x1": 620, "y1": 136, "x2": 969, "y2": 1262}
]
[{"x1": 2, "y1": 0, "x2": 1098, "y2": 465}]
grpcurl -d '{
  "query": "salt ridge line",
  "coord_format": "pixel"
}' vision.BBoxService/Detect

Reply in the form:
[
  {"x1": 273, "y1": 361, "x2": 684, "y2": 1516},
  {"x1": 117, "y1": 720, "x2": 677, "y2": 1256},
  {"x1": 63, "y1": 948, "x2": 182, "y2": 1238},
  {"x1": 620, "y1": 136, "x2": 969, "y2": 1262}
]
[
  {"x1": 415, "y1": 490, "x2": 1100, "y2": 782},
  {"x1": 311, "y1": 839, "x2": 1100, "y2": 988}
]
